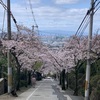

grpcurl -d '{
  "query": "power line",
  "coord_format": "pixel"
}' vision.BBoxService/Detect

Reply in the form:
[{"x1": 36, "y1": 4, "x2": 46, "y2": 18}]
[
  {"x1": 1, "y1": 9, "x2": 6, "y2": 38},
  {"x1": 74, "y1": 3, "x2": 95, "y2": 36},
  {"x1": 75, "y1": 0, "x2": 100, "y2": 37},
  {"x1": 28, "y1": 0, "x2": 39, "y2": 35},
  {"x1": 28, "y1": 0, "x2": 38, "y2": 26},
  {"x1": 0, "y1": 0, "x2": 7, "y2": 10},
  {"x1": 0, "y1": 0, "x2": 21, "y2": 34},
  {"x1": 2, "y1": 1, "x2": 6, "y2": 31},
  {"x1": 94, "y1": 1, "x2": 100, "y2": 13},
  {"x1": 94, "y1": 0, "x2": 98, "y2": 4},
  {"x1": 75, "y1": 10, "x2": 90, "y2": 36},
  {"x1": 94, "y1": 1, "x2": 100, "y2": 8},
  {"x1": 94, "y1": 5, "x2": 100, "y2": 13},
  {"x1": 79, "y1": 19, "x2": 90, "y2": 37}
]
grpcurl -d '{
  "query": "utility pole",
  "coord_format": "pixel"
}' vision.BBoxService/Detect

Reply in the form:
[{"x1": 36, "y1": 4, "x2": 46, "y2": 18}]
[
  {"x1": 7, "y1": 0, "x2": 12, "y2": 93},
  {"x1": 85, "y1": 0, "x2": 94, "y2": 100}
]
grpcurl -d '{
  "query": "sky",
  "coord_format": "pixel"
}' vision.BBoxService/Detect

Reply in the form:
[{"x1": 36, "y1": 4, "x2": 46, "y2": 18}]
[{"x1": 0, "y1": 0, "x2": 100, "y2": 37}]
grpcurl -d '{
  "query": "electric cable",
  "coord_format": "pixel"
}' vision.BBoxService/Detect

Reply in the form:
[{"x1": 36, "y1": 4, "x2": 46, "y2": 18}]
[
  {"x1": 28, "y1": 0, "x2": 39, "y2": 35},
  {"x1": 75, "y1": 0, "x2": 100, "y2": 37},
  {"x1": 1, "y1": 9, "x2": 6, "y2": 38},
  {"x1": 75, "y1": 10, "x2": 90, "y2": 36},
  {"x1": 94, "y1": 5, "x2": 100, "y2": 13},
  {"x1": 94, "y1": 1, "x2": 100, "y2": 13},
  {"x1": 79, "y1": 19, "x2": 90, "y2": 38},
  {"x1": 28, "y1": 0, "x2": 38, "y2": 26},
  {"x1": 0, "y1": 0, "x2": 21, "y2": 34}
]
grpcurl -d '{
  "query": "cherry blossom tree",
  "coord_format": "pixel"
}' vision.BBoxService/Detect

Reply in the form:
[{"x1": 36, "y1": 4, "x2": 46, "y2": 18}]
[
  {"x1": 55, "y1": 35, "x2": 88, "y2": 93},
  {"x1": 1, "y1": 23, "x2": 100, "y2": 95},
  {"x1": 1, "y1": 25, "x2": 44, "y2": 90}
]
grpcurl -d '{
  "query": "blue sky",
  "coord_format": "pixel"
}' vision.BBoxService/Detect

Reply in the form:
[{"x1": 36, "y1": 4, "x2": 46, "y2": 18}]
[{"x1": 0, "y1": 0, "x2": 100, "y2": 36}]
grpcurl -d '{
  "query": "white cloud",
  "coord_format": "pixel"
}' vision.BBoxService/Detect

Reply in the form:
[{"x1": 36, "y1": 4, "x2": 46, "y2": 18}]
[
  {"x1": 26, "y1": 0, "x2": 40, "y2": 4},
  {"x1": 0, "y1": 1, "x2": 100, "y2": 32},
  {"x1": 32, "y1": 7, "x2": 88, "y2": 30},
  {"x1": 54, "y1": 0, "x2": 79, "y2": 4},
  {"x1": 0, "y1": 3, "x2": 89, "y2": 31}
]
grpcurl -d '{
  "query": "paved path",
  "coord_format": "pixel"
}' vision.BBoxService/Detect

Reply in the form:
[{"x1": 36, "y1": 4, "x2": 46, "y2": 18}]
[
  {"x1": 0, "y1": 78, "x2": 84, "y2": 100},
  {"x1": 14, "y1": 78, "x2": 67, "y2": 100}
]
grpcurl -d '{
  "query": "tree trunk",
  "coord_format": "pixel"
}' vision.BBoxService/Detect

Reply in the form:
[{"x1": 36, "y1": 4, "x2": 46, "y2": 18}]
[
  {"x1": 24, "y1": 69, "x2": 28, "y2": 87},
  {"x1": 16, "y1": 68, "x2": 20, "y2": 90},
  {"x1": 61, "y1": 69, "x2": 66, "y2": 90},
  {"x1": 59, "y1": 72, "x2": 62, "y2": 85},
  {"x1": 28, "y1": 71, "x2": 31, "y2": 85},
  {"x1": 74, "y1": 66, "x2": 78, "y2": 95},
  {"x1": 66, "y1": 72, "x2": 69, "y2": 89},
  {"x1": 11, "y1": 52, "x2": 22, "y2": 90}
]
